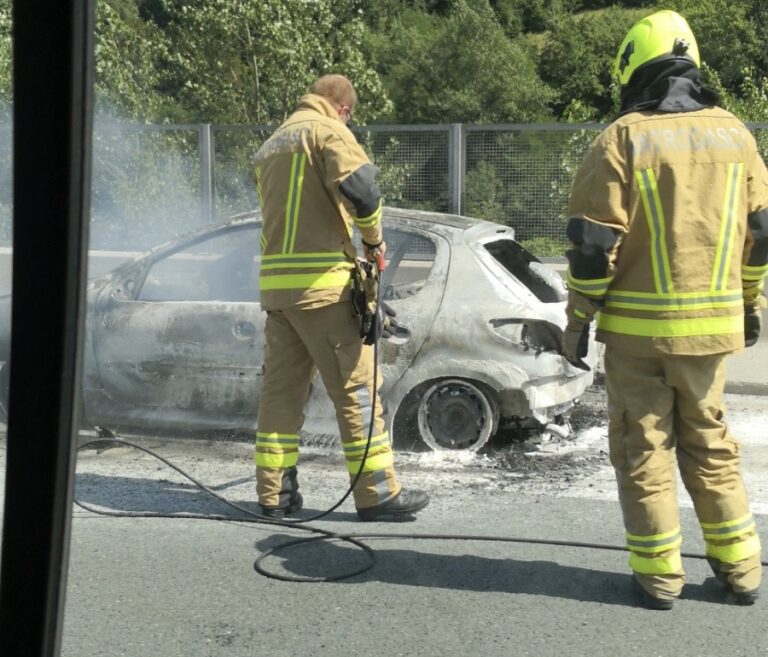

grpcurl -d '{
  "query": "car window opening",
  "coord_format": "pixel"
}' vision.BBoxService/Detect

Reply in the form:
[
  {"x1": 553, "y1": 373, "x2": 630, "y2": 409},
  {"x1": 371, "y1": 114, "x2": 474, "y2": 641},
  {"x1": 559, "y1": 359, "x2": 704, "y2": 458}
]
[
  {"x1": 380, "y1": 228, "x2": 437, "y2": 301},
  {"x1": 137, "y1": 228, "x2": 262, "y2": 303},
  {"x1": 483, "y1": 239, "x2": 566, "y2": 303}
]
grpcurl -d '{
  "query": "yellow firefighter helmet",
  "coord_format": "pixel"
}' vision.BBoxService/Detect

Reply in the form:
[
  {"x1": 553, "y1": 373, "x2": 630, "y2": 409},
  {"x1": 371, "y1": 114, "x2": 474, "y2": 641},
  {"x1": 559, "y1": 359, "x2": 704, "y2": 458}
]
[{"x1": 614, "y1": 10, "x2": 700, "y2": 86}]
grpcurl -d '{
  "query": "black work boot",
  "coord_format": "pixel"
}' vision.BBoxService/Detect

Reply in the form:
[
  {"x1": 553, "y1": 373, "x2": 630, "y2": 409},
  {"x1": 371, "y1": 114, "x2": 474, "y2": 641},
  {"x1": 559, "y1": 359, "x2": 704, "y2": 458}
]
[
  {"x1": 707, "y1": 558, "x2": 760, "y2": 606},
  {"x1": 260, "y1": 492, "x2": 303, "y2": 519},
  {"x1": 356, "y1": 488, "x2": 429, "y2": 522},
  {"x1": 260, "y1": 467, "x2": 303, "y2": 519},
  {"x1": 631, "y1": 576, "x2": 675, "y2": 611}
]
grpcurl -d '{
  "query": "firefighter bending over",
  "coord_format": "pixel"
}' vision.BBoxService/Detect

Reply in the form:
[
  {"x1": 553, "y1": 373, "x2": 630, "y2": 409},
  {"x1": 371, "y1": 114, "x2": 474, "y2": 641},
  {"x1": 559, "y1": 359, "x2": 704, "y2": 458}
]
[
  {"x1": 251, "y1": 74, "x2": 429, "y2": 521},
  {"x1": 562, "y1": 11, "x2": 767, "y2": 609}
]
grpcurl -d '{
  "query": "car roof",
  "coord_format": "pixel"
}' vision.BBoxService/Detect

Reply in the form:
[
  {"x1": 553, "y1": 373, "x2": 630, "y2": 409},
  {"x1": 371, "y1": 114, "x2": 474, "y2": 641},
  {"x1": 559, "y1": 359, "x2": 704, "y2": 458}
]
[{"x1": 178, "y1": 207, "x2": 516, "y2": 247}]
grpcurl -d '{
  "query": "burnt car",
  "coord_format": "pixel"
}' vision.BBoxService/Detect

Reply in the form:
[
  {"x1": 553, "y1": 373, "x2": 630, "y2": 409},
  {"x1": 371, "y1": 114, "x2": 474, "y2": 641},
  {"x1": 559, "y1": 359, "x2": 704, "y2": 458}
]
[{"x1": 0, "y1": 208, "x2": 596, "y2": 451}]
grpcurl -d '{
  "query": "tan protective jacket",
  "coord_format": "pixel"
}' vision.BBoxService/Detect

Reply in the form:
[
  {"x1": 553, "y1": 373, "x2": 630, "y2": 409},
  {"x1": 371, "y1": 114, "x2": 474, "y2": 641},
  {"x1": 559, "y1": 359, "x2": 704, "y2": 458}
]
[
  {"x1": 567, "y1": 107, "x2": 768, "y2": 355},
  {"x1": 253, "y1": 94, "x2": 383, "y2": 310}
]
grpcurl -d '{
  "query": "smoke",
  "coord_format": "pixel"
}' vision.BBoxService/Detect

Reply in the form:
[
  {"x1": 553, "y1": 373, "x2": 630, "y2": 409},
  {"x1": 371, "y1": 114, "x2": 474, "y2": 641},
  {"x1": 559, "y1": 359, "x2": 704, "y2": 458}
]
[{"x1": 90, "y1": 115, "x2": 207, "y2": 253}]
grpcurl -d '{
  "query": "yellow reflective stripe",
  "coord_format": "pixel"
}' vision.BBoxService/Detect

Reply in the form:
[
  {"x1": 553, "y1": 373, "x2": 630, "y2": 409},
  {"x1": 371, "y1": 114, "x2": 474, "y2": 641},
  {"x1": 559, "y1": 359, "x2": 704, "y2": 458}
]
[
  {"x1": 355, "y1": 200, "x2": 382, "y2": 228},
  {"x1": 343, "y1": 433, "x2": 391, "y2": 455},
  {"x1": 574, "y1": 309, "x2": 588, "y2": 319},
  {"x1": 254, "y1": 451, "x2": 299, "y2": 468},
  {"x1": 260, "y1": 270, "x2": 352, "y2": 291},
  {"x1": 256, "y1": 432, "x2": 299, "y2": 440},
  {"x1": 700, "y1": 512, "x2": 755, "y2": 538},
  {"x1": 742, "y1": 263, "x2": 768, "y2": 281},
  {"x1": 263, "y1": 251, "x2": 347, "y2": 261},
  {"x1": 261, "y1": 260, "x2": 353, "y2": 271},
  {"x1": 261, "y1": 252, "x2": 352, "y2": 271},
  {"x1": 597, "y1": 313, "x2": 742, "y2": 337},
  {"x1": 706, "y1": 533, "x2": 762, "y2": 563},
  {"x1": 604, "y1": 289, "x2": 743, "y2": 311},
  {"x1": 566, "y1": 271, "x2": 613, "y2": 297},
  {"x1": 345, "y1": 450, "x2": 394, "y2": 473},
  {"x1": 626, "y1": 527, "x2": 681, "y2": 550},
  {"x1": 629, "y1": 550, "x2": 682, "y2": 575},
  {"x1": 637, "y1": 168, "x2": 673, "y2": 294},
  {"x1": 256, "y1": 440, "x2": 300, "y2": 449},
  {"x1": 712, "y1": 163, "x2": 743, "y2": 291},
  {"x1": 282, "y1": 152, "x2": 306, "y2": 254}
]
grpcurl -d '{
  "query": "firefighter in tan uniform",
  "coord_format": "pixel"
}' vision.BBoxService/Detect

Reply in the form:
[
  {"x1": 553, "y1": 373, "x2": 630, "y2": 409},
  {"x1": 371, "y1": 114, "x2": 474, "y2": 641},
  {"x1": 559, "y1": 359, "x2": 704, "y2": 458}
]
[
  {"x1": 252, "y1": 74, "x2": 429, "y2": 521},
  {"x1": 562, "y1": 11, "x2": 767, "y2": 609}
]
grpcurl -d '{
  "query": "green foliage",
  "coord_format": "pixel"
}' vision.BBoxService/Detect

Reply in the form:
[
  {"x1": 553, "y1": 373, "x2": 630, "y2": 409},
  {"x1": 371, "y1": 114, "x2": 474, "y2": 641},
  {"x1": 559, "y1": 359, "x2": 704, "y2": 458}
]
[
  {"x1": 371, "y1": 0, "x2": 555, "y2": 123},
  {"x1": 519, "y1": 236, "x2": 568, "y2": 257},
  {"x1": 539, "y1": 6, "x2": 647, "y2": 119},
  {"x1": 0, "y1": 3, "x2": 9, "y2": 102},
  {"x1": 95, "y1": 0, "x2": 170, "y2": 119},
  {"x1": 652, "y1": 0, "x2": 767, "y2": 92},
  {"x1": 144, "y1": 0, "x2": 390, "y2": 125}
]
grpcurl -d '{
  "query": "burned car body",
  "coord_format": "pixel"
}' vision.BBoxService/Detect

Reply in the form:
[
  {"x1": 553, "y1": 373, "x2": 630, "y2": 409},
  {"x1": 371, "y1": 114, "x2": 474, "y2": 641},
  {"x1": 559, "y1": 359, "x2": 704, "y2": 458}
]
[{"x1": 0, "y1": 208, "x2": 596, "y2": 451}]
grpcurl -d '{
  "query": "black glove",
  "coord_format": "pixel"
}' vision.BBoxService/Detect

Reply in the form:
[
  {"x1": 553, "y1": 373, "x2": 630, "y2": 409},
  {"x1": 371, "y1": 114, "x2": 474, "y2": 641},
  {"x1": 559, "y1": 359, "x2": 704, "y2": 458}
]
[
  {"x1": 363, "y1": 302, "x2": 406, "y2": 345},
  {"x1": 561, "y1": 321, "x2": 590, "y2": 371},
  {"x1": 744, "y1": 306, "x2": 762, "y2": 347}
]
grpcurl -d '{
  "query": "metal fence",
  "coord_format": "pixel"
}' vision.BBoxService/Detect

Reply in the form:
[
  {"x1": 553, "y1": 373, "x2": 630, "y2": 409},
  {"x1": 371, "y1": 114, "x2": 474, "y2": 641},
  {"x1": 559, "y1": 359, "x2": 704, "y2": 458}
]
[{"x1": 2, "y1": 121, "x2": 768, "y2": 254}]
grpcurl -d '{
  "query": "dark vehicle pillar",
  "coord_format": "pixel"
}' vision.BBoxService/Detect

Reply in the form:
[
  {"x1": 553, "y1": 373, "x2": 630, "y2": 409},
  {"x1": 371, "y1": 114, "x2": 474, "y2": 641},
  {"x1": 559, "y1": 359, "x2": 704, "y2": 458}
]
[{"x1": 0, "y1": 2, "x2": 94, "y2": 656}]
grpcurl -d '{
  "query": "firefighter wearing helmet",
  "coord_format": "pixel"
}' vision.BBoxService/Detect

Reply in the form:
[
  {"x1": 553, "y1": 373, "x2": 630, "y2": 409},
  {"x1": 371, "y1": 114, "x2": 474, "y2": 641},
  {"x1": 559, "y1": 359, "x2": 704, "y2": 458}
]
[{"x1": 562, "y1": 11, "x2": 767, "y2": 609}]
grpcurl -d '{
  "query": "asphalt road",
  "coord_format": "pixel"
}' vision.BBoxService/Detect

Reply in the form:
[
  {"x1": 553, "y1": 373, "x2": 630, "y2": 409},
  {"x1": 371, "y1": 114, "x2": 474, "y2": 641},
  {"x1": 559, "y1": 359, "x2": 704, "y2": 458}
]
[{"x1": 1, "y1": 395, "x2": 765, "y2": 657}]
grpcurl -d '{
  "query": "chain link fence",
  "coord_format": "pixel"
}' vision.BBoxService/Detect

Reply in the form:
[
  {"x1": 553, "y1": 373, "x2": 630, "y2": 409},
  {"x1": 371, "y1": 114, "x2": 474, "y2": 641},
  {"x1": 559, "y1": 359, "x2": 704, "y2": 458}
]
[{"x1": 1, "y1": 121, "x2": 767, "y2": 255}]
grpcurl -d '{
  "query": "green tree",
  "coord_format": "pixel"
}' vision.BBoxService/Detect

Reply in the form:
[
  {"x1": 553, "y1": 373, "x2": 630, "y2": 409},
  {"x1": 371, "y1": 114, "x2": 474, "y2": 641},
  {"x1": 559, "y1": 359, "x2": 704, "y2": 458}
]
[
  {"x1": 539, "y1": 6, "x2": 647, "y2": 120},
  {"x1": 653, "y1": 0, "x2": 767, "y2": 94},
  {"x1": 371, "y1": 0, "x2": 555, "y2": 123},
  {"x1": 95, "y1": 0, "x2": 170, "y2": 119},
  {"x1": 0, "y1": 3, "x2": 9, "y2": 103},
  {"x1": 143, "y1": 0, "x2": 390, "y2": 125}
]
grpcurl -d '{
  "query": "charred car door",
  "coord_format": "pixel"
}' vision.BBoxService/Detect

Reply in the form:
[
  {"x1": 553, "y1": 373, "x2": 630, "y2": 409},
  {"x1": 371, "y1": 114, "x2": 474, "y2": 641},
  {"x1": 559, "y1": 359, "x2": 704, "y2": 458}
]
[
  {"x1": 377, "y1": 224, "x2": 447, "y2": 394},
  {"x1": 88, "y1": 223, "x2": 266, "y2": 432}
]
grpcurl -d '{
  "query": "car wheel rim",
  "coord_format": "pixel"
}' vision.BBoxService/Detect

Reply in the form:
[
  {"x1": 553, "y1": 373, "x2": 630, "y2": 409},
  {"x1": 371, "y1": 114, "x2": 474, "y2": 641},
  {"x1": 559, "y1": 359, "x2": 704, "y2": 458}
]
[{"x1": 416, "y1": 379, "x2": 495, "y2": 451}]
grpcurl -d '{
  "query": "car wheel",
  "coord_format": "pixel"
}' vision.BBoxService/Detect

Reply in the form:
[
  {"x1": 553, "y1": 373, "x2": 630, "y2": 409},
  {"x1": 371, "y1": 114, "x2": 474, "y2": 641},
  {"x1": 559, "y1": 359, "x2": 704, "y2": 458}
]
[
  {"x1": 411, "y1": 378, "x2": 497, "y2": 451},
  {"x1": 0, "y1": 360, "x2": 9, "y2": 422}
]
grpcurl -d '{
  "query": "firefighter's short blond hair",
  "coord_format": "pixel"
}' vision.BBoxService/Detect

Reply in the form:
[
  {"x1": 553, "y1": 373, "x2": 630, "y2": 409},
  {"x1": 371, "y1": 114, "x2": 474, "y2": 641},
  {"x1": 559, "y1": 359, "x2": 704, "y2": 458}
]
[{"x1": 310, "y1": 74, "x2": 357, "y2": 110}]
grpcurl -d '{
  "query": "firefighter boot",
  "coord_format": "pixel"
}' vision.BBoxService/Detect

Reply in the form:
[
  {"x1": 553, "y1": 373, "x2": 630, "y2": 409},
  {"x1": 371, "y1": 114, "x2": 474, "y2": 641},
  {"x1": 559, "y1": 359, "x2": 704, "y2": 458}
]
[
  {"x1": 356, "y1": 488, "x2": 430, "y2": 521},
  {"x1": 631, "y1": 575, "x2": 675, "y2": 611},
  {"x1": 707, "y1": 558, "x2": 760, "y2": 606},
  {"x1": 260, "y1": 467, "x2": 303, "y2": 519}
]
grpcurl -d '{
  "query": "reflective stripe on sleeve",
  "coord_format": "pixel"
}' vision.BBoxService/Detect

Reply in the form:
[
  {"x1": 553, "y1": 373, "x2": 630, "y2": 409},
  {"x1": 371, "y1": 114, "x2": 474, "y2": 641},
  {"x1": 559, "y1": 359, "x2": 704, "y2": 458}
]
[
  {"x1": 742, "y1": 263, "x2": 768, "y2": 282},
  {"x1": 354, "y1": 199, "x2": 382, "y2": 228},
  {"x1": 566, "y1": 271, "x2": 613, "y2": 298}
]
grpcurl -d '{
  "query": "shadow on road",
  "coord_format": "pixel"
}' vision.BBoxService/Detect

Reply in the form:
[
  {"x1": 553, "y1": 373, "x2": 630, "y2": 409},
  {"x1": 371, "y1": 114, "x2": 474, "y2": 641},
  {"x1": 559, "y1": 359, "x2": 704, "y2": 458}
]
[
  {"x1": 253, "y1": 532, "x2": 643, "y2": 607},
  {"x1": 73, "y1": 472, "x2": 358, "y2": 522}
]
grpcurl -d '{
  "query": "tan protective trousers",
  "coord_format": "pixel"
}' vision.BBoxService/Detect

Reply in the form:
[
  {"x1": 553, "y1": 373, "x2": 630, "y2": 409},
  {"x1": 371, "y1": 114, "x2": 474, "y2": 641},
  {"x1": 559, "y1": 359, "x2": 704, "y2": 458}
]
[
  {"x1": 255, "y1": 300, "x2": 401, "y2": 510},
  {"x1": 605, "y1": 347, "x2": 762, "y2": 598}
]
